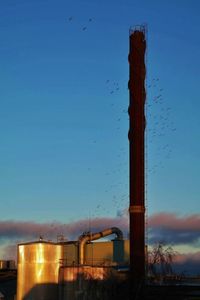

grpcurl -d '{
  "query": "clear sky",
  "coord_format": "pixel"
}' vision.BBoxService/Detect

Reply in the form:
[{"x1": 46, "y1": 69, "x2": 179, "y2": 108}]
[{"x1": 0, "y1": 0, "x2": 199, "y2": 229}]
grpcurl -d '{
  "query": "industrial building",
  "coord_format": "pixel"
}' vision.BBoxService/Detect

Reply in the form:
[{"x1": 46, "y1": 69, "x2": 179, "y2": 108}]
[
  {"x1": 0, "y1": 261, "x2": 17, "y2": 300},
  {"x1": 0, "y1": 261, "x2": 15, "y2": 271},
  {"x1": 17, "y1": 228, "x2": 130, "y2": 300}
]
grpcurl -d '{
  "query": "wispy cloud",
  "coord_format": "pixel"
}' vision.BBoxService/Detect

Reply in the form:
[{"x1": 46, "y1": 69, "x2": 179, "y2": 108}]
[
  {"x1": 148, "y1": 212, "x2": 200, "y2": 245},
  {"x1": 3, "y1": 212, "x2": 200, "y2": 247},
  {"x1": 0, "y1": 217, "x2": 128, "y2": 242}
]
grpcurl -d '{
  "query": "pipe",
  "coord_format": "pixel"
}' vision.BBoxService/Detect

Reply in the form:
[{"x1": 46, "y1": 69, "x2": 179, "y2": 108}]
[{"x1": 78, "y1": 227, "x2": 123, "y2": 265}]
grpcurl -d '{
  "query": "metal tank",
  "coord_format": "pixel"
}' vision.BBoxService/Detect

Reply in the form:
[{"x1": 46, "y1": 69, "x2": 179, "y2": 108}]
[{"x1": 17, "y1": 241, "x2": 63, "y2": 300}]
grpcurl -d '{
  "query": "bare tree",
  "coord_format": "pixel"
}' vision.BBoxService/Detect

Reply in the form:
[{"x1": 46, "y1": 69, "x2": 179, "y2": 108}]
[{"x1": 148, "y1": 243, "x2": 178, "y2": 278}]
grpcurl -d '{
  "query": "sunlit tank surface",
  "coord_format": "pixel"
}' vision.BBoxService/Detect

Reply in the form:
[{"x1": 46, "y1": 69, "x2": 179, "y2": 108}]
[{"x1": 17, "y1": 241, "x2": 62, "y2": 300}]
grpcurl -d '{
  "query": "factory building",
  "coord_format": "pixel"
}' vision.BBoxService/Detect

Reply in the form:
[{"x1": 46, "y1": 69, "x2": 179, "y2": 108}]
[
  {"x1": 63, "y1": 239, "x2": 129, "y2": 266},
  {"x1": 0, "y1": 261, "x2": 15, "y2": 270},
  {"x1": 17, "y1": 228, "x2": 130, "y2": 300}
]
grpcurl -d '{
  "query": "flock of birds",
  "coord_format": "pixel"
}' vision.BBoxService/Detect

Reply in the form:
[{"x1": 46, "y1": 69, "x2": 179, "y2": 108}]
[
  {"x1": 146, "y1": 78, "x2": 177, "y2": 174},
  {"x1": 67, "y1": 16, "x2": 93, "y2": 31},
  {"x1": 85, "y1": 76, "x2": 177, "y2": 223},
  {"x1": 105, "y1": 80, "x2": 120, "y2": 95},
  {"x1": 44, "y1": 19, "x2": 178, "y2": 237}
]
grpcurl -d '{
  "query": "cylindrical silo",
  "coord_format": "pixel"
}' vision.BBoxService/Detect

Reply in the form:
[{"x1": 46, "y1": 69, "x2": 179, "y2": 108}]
[{"x1": 17, "y1": 241, "x2": 63, "y2": 300}]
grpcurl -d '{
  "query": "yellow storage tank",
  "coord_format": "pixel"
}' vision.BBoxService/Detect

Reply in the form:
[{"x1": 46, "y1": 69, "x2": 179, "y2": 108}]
[{"x1": 17, "y1": 241, "x2": 62, "y2": 300}]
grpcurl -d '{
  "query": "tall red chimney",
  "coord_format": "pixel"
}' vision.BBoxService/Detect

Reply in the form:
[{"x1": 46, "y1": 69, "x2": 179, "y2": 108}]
[{"x1": 128, "y1": 26, "x2": 146, "y2": 284}]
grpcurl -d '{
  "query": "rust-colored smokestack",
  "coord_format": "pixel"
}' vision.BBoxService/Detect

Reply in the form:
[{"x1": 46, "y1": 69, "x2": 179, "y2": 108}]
[{"x1": 128, "y1": 27, "x2": 146, "y2": 284}]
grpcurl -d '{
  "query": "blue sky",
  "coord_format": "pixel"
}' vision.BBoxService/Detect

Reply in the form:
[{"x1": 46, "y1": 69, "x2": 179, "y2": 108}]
[{"x1": 0, "y1": 0, "x2": 200, "y2": 226}]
